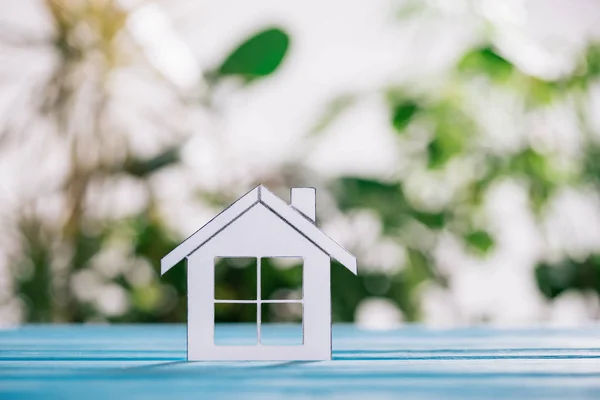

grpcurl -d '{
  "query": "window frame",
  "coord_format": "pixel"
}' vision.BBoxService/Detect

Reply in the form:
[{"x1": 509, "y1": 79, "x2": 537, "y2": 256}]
[{"x1": 213, "y1": 256, "x2": 304, "y2": 345}]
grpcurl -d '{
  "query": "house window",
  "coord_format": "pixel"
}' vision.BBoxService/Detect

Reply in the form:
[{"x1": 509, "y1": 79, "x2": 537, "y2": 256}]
[{"x1": 214, "y1": 257, "x2": 303, "y2": 346}]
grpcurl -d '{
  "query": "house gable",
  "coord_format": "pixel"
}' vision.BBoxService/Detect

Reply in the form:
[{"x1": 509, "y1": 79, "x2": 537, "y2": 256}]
[
  {"x1": 161, "y1": 185, "x2": 357, "y2": 275},
  {"x1": 192, "y1": 202, "x2": 325, "y2": 258}
]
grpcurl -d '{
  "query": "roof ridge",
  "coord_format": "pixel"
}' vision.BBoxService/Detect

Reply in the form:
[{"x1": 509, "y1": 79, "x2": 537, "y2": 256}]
[{"x1": 161, "y1": 185, "x2": 356, "y2": 275}]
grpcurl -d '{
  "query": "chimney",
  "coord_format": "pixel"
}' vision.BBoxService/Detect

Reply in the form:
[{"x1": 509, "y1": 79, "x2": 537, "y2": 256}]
[{"x1": 290, "y1": 187, "x2": 316, "y2": 222}]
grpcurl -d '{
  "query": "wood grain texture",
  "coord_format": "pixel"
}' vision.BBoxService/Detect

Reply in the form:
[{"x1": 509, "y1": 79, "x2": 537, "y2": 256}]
[{"x1": 1, "y1": 324, "x2": 600, "y2": 399}]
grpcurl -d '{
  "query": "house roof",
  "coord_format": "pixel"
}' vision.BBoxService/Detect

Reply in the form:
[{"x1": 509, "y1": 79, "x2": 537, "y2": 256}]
[{"x1": 161, "y1": 185, "x2": 357, "y2": 275}]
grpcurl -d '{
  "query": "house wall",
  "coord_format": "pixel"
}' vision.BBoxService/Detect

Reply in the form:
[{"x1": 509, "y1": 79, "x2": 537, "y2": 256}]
[{"x1": 186, "y1": 203, "x2": 331, "y2": 361}]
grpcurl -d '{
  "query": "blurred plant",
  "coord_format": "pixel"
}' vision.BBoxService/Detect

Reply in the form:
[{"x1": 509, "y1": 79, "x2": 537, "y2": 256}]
[
  {"x1": 1, "y1": 0, "x2": 600, "y2": 326},
  {"x1": 316, "y1": 35, "x2": 600, "y2": 322},
  {"x1": 0, "y1": 0, "x2": 291, "y2": 323}
]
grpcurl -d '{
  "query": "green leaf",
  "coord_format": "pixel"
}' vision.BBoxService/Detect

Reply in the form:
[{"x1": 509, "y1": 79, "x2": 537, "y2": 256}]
[
  {"x1": 216, "y1": 27, "x2": 290, "y2": 82},
  {"x1": 413, "y1": 211, "x2": 446, "y2": 229},
  {"x1": 426, "y1": 103, "x2": 473, "y2": 169},
  {"x1": 507, "y1": 148, "x2": 558, "y2": 208},
  {"x1": 124, "y1": 147, "x2": 180, "y2": 177},
  {"x1": 427, "y1": 134, "x2": 462, "y2": 169},
  {"x1": 535, "y1": 263, "x2": 568, "y2": 300},
  {"x1": 464, "y1": 230, "x2": 494, "y2": 254},
  {"x1": 535, "y1": 255, "x2": 600, "y2": 300},
  {"x1": 391, "y1": 101, "x2": 419, "y2": 133},
  {"x1": 458, "y1": 46, "x2": 514, "y2": 82}
]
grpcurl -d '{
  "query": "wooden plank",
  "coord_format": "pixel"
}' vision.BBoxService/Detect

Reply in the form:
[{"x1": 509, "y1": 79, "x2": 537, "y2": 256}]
[{"x1": 1, "y1": 324, "x2": 600, "y2": 399}]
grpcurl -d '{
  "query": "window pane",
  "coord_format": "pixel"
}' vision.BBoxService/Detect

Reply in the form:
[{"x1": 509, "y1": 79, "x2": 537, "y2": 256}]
[
  {"x1": 214, "y1": 257, "x2": 257, "y2": 300},
  {"x1": 261, "y1": 257, "x2": 303, "y2": 300},
  {"x1": 214, "y1": 300, "x2": 257, "y2": 323},
  {"x1": 260, "y1": 303, "x2": 303, "y2": 346},
  {"x1": 261, "y1": 301, "x2": 303, "y2": 323},
  {"x1": 214, "y1": 303, "x2": 257, "y2": 345}
]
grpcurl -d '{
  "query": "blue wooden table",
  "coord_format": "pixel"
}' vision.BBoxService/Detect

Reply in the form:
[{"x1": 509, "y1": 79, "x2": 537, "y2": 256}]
[{"x1": 1, "y1": 324, "x2": 600, "y2": 399}]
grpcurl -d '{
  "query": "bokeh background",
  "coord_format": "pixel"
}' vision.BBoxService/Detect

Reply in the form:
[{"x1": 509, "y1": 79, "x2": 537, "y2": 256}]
[{"x1": 1, "y1": 0, "x2": 600, "y2": 329}]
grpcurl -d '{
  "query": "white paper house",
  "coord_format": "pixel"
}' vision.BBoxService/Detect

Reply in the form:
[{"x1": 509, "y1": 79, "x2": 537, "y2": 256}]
[{"x1": 161, "y1": 185, "x2": 357, "y2": 361}]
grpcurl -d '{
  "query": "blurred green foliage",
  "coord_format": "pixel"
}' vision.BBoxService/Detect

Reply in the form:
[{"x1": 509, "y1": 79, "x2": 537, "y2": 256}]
[
  {"x1": 391, "y1": 101, "x2": 419, "y2": 132},
  {"x1": 2, "y1": 1, "x2": 600, "y2": 325},
  {"x1": 536, "y1": 256, "x2": 600, "y2": 300},
  {"x1": 459, "y1": 46, "x2": 514, "y2": 83}
]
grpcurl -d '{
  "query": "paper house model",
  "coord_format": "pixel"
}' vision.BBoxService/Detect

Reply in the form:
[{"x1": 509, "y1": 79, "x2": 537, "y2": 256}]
[{"x1": 161, "y1": 185, "x2": 357, "y2": 361}]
